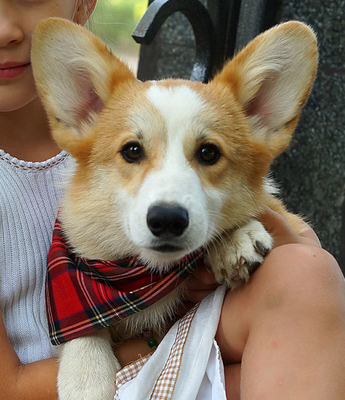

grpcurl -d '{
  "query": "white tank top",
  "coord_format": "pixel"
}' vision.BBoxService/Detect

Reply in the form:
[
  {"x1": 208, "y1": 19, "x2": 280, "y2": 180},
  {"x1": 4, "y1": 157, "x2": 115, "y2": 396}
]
[{"x1": 0, "y1": 149, "x2": 70, "y2": 364}]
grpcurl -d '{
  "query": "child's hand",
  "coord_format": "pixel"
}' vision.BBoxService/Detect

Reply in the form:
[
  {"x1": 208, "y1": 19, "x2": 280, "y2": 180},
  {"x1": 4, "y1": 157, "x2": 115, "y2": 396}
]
[
  {"x1": 257, "y1": 206, "x2": 321, "y2": 248},
  {"x1": 176, "y1": 261, "x2": 219, "y2": 314},
  {"x1": 186, "y1": 261, "x2": 219, "y2": 302}
]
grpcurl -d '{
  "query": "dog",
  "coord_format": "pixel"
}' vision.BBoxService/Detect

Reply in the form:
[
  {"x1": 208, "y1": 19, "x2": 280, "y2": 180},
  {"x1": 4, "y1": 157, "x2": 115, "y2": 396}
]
[{"x1": 31, "y1": 18, "x2": 317, "y2": 400}]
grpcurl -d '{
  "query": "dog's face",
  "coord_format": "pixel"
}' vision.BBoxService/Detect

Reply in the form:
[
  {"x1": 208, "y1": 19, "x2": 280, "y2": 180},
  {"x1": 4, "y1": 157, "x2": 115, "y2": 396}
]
[
  {"x1": 79, "y1": 80, "x2": 271, "y2": 265},
  {"x1": 31, "y1": 19, "x2": 317, "y2": 266}
]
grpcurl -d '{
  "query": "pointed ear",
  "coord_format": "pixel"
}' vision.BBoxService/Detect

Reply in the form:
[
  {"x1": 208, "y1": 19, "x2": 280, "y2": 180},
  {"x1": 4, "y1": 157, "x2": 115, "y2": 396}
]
[
  {"x1": 31, "y1": 18, "x2": 136, "y2": 155},
  {"x1": 212, "y1": 21, "x2": 318, "y2": 156}
]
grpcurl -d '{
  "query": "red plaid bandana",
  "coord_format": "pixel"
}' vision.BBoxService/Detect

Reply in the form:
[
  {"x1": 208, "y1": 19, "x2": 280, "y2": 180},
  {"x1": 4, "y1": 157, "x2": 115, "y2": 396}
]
[{"x1": 46, "y1": 219, "x2": 204, "y2": 345}]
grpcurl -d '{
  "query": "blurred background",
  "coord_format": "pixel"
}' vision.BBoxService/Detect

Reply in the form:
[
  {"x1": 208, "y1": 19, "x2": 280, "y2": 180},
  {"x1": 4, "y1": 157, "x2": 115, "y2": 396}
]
[{"x1": 87, "y1": 0, "x2": 148, "y2": 74}]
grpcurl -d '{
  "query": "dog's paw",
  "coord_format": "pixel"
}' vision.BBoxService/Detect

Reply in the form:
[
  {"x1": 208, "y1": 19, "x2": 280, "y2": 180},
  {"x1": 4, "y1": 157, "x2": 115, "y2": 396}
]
[
  {"x1": 57, "y1": 332, "x2": 120, "y2": 400},
  {"x1": 207, "y1": 220, "x2": 273, "y2": 287}
]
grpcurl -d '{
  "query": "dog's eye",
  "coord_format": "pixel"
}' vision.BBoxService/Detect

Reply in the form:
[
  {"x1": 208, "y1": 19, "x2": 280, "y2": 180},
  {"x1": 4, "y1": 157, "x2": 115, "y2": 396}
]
[
  {"x1": 121, "y1": 142, "x2": 143, "y2": 163},
  {"x1": 198, "y1": 143, "x2": 221, "y2": 165}
]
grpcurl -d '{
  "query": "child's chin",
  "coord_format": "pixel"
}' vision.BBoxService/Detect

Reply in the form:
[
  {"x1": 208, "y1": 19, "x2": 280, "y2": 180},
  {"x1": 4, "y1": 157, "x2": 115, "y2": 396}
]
[{"x1": 0, "y1": 73, "x2": 37, "y2": 113}]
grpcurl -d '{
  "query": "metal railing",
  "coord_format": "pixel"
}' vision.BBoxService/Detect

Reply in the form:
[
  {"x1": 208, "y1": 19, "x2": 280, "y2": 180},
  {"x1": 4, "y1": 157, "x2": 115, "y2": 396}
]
[{"x1": 132, "y1": 0, "x2": 279, "y2": 82}]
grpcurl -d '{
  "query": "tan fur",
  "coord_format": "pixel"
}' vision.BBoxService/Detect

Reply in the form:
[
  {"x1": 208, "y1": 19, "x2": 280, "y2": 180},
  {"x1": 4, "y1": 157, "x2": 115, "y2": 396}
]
[{"x1": 31, "y1": 18, "x2": 318, "y2": 400}]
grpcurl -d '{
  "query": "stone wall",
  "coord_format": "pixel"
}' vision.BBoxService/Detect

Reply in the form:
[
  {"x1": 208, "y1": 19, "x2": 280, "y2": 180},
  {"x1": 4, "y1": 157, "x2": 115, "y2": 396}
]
[{"x1": 272, "y1": 0, "x2": 345, "y2": 266}]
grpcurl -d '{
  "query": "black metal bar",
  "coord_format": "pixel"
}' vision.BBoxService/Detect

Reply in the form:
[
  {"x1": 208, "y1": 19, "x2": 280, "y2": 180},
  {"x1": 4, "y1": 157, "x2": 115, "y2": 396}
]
[
  {"x1": 132, "y1": 0, "x2": 216, "y2": 82},
  {"x1": 338, "y1": 201, "x2": 345, "y2": 275},
  {"x1": 234, "y1": 0, "x2": 268, "y2": 51},
  {"x1": 234, "y1": 0, "x2": 282, "y2": 52},
  {"x1": 206, "y1": 0, "x2": 242, "y2": 66}
]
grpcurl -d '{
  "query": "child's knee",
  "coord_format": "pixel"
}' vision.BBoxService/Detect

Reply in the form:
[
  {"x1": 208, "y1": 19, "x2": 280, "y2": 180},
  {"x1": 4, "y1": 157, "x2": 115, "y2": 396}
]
[
  {"x1": 215, "y1": 244, "x2": 345, "y2": 365},
  {"x1": 250, "y1": 244, "x2": 345, "y2": 313},
  {"x1": 262, "y1": 244, "x2": 340, "y2": 283}
]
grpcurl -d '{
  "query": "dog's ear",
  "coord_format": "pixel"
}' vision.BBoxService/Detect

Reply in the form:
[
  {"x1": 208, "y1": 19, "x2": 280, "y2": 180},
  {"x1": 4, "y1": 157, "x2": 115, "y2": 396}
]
[
  {"x1": 211, "y1": 21, "x2": 318, "y2": 157},
  {"x1": 31, "y1": 18, "x2": 136, "y2": 156}
]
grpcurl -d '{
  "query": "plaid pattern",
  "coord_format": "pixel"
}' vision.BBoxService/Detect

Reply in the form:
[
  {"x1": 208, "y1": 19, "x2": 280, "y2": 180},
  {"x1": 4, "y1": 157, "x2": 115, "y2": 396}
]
[
  {"x1": 114, "y1": 304, "x2": 198, "y2": 400},
  {"x1": 46, "y1": 219, "x2": 204, "y2": 345}
]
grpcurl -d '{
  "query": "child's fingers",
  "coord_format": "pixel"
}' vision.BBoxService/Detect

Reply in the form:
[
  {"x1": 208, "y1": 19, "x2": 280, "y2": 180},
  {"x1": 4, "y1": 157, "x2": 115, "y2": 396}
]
[
  {"x1": 192, "y1": 259, "x2": 218, "y2": 285},
  {"x1": 299, "y1": 224, "x2": 321, "y2": 245},
  {"x1": 181, "y1": 261, "x2": 219, "y2": 306},
  {"x1": 257, "y1": 206, "x2": 300, "y2": 247},
  {"x1": 257, "y1": 206, "x2": 321, "y2": 248}
]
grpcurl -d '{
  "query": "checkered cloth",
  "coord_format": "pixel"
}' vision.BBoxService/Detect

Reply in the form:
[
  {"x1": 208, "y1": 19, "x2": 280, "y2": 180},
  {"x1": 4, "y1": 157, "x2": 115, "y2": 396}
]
[
  {"x1": 46, "y1": 219, "x2": 204, "y2": 345},
  {"x1": 148, "y1": 303, "x2": 198, "y2": 399},
  {"x1": 114, "y1": 303, "x2": 198, "y2": 400}
]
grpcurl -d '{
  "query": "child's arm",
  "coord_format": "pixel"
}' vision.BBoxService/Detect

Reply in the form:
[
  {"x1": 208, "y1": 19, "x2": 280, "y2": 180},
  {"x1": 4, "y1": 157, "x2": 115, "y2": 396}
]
[{"x1": 0, "y1": 311, "x2": 58, "y2": 400}]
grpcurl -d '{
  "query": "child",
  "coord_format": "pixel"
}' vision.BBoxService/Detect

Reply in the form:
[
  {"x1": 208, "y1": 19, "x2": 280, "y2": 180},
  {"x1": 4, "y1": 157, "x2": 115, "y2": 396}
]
[
  {"x1": 0, "y1": 1, "x2": 95, "y2": 398},
  {"x1": 1, "y1": 0, "x2": 345, "y2": 399}
]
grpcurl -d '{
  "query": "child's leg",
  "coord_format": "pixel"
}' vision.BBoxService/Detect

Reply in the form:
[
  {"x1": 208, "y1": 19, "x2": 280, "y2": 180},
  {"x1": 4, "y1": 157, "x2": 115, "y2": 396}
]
[{"x1": 216, "y1": 244, "x2": 345, "y2": 400}]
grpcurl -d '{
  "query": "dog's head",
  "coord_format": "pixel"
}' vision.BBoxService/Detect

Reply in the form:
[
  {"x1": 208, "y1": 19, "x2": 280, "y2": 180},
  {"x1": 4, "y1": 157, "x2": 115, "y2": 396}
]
[{"x1": 31, "y1": 18, "x2": 317, "y2": 266}]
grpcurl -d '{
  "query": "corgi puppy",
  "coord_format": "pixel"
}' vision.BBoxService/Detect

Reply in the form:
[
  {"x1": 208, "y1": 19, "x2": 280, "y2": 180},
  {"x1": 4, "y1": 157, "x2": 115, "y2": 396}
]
[{"x1": 31, "y1": 18, "x2": 317, "y2": 400}]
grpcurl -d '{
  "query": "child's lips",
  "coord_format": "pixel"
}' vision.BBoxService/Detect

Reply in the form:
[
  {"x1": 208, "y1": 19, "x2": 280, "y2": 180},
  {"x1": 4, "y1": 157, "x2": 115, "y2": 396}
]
[{"x1": 0, "y1": 62, "x2": 31, "y2": 79}]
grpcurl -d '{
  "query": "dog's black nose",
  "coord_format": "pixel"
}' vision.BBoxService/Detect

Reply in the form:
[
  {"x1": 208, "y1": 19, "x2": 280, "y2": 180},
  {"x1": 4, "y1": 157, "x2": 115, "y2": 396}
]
[{"x1": 147, "y1": 204, "x2": 189, "y2": 238}]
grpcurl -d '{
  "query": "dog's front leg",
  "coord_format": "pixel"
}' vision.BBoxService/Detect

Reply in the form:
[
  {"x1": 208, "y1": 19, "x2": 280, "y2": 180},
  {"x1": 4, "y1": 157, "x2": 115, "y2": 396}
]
[
  {"x1": 57, "y1": 329, "x2": 120, "y2": 400},
  {"x1": 206, "y1": 219, "x2": 273, "y2": 288}
]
